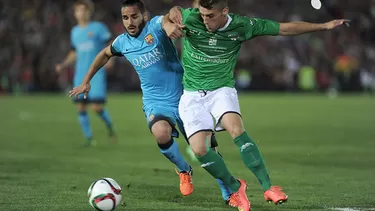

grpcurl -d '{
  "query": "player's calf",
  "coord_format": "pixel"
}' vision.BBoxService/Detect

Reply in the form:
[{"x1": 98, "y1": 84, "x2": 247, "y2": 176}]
[
  {"x1": 221, "y1": 113, "x2": 274, "y2": 193},
  {"x1": 152, "y1": 121, "x2": 190, "y2": 172},
  {"x1": 92, "y1": 104, "x2": 115, "y2": 138},
  {"x1": 224, "y1": 124, "x2": 289, "y2": 206},
  {"x1": 76, "y1": 103, "x2": 94, "y2": 146},
  {"x1": 209, "y1": 134, "x2": 233, "y2": 201},
  {"x1": 152, "y1": 120, "x2": 193, "y2": 196}
]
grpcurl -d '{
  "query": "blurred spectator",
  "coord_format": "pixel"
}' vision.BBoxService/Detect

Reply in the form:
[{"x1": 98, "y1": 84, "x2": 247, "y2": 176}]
[{"x1": 0, "y1": 0, "x2": 373, "y2": 93}]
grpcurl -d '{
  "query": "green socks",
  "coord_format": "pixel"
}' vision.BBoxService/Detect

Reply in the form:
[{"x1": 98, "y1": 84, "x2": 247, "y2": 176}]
[
  {"x1": 195, "y1": 132, "x2": 272, "y2": 192},
  {"x1": 234, "y1": 131, "x2": 272, "y2": 191},
  {"x1": 196, "y1": 148, "x2": 241, "y2": 192}
]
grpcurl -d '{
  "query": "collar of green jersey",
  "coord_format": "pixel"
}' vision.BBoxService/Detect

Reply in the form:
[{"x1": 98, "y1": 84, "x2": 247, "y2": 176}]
[{"x1": 218, "y1": 15, "x2": 232, "y2": 32}]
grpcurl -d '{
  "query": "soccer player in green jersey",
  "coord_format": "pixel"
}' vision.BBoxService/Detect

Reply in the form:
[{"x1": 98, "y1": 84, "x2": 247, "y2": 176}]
[{"x1": 166, "y1": 0, "x2": 349, "y2": 210}]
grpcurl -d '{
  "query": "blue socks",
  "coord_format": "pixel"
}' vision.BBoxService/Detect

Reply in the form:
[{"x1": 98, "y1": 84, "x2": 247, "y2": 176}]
[
  {"x1": 96, "y1": 109, "x2": 114, "y2": 134},
  {"x1": 215, "y1": 150, "x2": 233, "y2": 200},
  {"x1": 216, "y1": 178, "x2": 233, "y2": 201},
  {"x1": 78, "y1": 111, "x2": 92, "y2": 140},
  {"x1": 158, "y1": 139, "x2": 232, "y2": 200},
  {"x1": 158, "y1": 139, "x2": 190, "y2": 172},
  {"x1": 78, "y1": 108, "x2": 114, "y2": 143}
]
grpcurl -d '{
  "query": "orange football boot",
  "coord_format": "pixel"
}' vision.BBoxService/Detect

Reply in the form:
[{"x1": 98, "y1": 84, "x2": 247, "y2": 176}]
[
  {"x1": 176, "y1": 169, "x2": 194, "y2": 196},
  {"x1": 227, "y1": 179, "x2": 251, "y2": 211},
  {"x1": 264, "y1": 186, "x2": 288, "y2": 204}
]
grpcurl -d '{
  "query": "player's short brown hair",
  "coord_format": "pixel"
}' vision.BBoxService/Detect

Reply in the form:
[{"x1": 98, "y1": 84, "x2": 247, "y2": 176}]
[
  {"x1": 74, "y1": 0, "x2": 94, "y2": 13},
  {"x1": 199, "y1": 0, "x2": 228, "y2": 10}
]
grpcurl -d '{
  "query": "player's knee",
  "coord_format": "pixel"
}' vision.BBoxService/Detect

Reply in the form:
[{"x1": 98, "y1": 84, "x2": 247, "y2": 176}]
[
  {"x1": 77, "y1": 103, "x2": 87, "y2": 112},
  {"x1": 228, "y1": 122, "x2": 244, "y2": 138},
  {"x1": 152, "y1": 122, "x2": 172, "y2": 144},
  {"x1": 191, "y1": 146, "x2": 207, "y2": 157},
  {"x1": 189, "y1": 131, "x2": 212, "y2": 157},
  {"x1": 221, "y1": 113, "x2": 244, "y2": 138},
  {"x1": 189, "y1": 142, "x2": 208, "y2": 157},
  {"x1": 155, "y1": 132, "x2": 171, "y2": 144},
  {"x1": 91, "y1": 104, "x2": 103, "y2": 113}
]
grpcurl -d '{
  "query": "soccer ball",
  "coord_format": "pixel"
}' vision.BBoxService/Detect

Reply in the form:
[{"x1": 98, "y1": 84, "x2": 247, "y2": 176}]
[{"x1": 88, "y1": 178, "x2": 122, "y2": 211}]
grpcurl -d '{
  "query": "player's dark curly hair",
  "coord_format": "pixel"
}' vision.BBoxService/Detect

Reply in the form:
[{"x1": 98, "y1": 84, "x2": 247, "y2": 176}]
[
  {"x1": 199, "y1": 0, "x2": 228, "y2": 10},
  {"x1": 121, "y1": 0, "x2": 146, "y2": 13}
]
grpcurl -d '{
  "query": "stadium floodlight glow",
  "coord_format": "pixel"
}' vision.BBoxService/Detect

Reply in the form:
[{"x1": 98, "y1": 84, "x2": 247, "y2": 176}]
[{"x1": 311, "y1": 0, "x2": 322, "y2": 10}]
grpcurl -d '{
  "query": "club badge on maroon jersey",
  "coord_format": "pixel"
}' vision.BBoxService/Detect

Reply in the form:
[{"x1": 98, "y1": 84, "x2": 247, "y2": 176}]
[{"x1": 145, "y1": 33, "x2": 154, "y2": 45}]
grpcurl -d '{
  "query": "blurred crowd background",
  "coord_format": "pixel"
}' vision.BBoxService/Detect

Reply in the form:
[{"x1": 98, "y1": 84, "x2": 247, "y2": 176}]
[{"x1": 0, "y1": 0, "x2": 374, "y2": 94}]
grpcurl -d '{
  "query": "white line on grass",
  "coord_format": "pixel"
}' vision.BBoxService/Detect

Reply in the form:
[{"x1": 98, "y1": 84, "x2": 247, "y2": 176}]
[{"x1": 330, "y1": 208, "x2": 375, "y2": 211}]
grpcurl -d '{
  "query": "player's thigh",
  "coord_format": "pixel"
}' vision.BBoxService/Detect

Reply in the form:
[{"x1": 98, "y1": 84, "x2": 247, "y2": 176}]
[
  {"x1": 87, "y1": 90, "x2": 106, "y2": 103},
  {"x1": 178, "y1": 93, "x2": 215, "y2": 139},
  {"x1": 210, "y1": 87, "x2": 243, "y2": 134},
  {"x1": 75, "y1": 101, "x2": 88, "y2": 112},
  {"x1": 90, "y1": 103, "x2": 105, "y2": 113},
  {"x1": 175, "y1": 111, "x2": 219, "y2": 148},
  {"x1": 220, "y1": 113, "x2": 245, "y2": 139}
]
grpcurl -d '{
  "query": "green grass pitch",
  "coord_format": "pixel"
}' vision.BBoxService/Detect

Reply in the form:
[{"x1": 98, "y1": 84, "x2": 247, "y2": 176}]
[{"x1": 0, "y1": 93, "x2": 374, "y2": 211}]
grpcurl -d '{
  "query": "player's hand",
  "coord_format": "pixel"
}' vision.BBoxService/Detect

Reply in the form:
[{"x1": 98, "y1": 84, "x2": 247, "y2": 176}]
[
  {"x1": 69, "y1": 83, "x2": 91, "y2": 99},
  {"x1": 169, "y1": 6, "x2": 183, "y2": 25},
  {"x1": 324, "y1": 19, "x2": 350, "y2": 30},
  {"x1": 164, "y1": 22, "x2": 185, "y2": 39}
]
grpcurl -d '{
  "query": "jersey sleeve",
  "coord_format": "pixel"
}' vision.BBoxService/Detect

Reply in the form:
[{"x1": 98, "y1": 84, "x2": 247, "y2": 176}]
[
  {"x1": 97, "y1": 22, "x2": 112, "y2": 43},
  {"x1": 149, "y1": 16, "x2": 164, "y2": 33},
  {"x1": 180, "y1": 8, "x2": 196, "y2": 24},
  {"x1": 243, "y1": 17, "x2": 280, "y2": 40},
  {"x1": 110, "y1": 35, "x2": 124, "y2": 57}
]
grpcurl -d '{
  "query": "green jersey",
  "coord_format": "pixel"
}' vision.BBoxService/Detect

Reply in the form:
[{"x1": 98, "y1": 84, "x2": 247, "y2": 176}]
[{"x1": 180, "y1": 8, "x2": 280, "y2": 91}]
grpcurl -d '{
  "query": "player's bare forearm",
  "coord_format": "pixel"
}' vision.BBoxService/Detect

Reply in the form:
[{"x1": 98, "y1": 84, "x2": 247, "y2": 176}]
[
  {"x1": 168, "y1": 6, "x2": 183, "y2": 25},
  {"x1": 61, "y1": 50, "x2": 76, "y2": 68},
  {"x1": 162, "y1": 14, "x2": 184, "y2": 39},
  {"x1": 279, "y1": 22, "x2": 326, "y2": 36},
  {"x1": 162, "y1": 14, "x2": 172, "y2": 28},
  {"x1": 82, "y1": 46, "x2": 112, "y2": 84},
  {"x1": 169, "y1": 6, "x2": 182, "y2": 15},
  {"x1": 279, "y1": 19, "x2": 348, "y2": 36}
]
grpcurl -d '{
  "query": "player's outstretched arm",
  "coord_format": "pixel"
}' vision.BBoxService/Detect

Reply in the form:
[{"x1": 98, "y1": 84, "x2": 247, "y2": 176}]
[
  {"x1": 168, "y1": 6, "x2": 183, "y2": 25},
  {"x1": 56, "y1": 50, "x2": 76, "y2": 73},
  {"x1": 69, "y1": 45, "x2": 113, "y2": 98},
  {"x1": 279, "y1": 19, "x2": 349, "y2": 36},
  {"x1": 162, "y1": 14, "x2": 184, "y2": 39},
  {"x1": 82, "y1": 45, "x2": 113, "y2": 84}
]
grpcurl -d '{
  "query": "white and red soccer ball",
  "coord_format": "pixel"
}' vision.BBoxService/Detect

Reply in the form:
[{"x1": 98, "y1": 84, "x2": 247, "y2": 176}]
[{"x1": 88, "y1": 178, "x2": 122, "y2": 211}]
